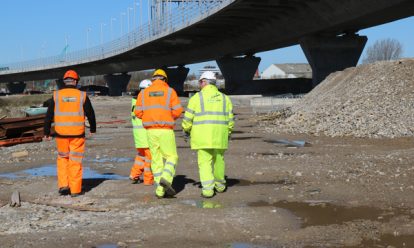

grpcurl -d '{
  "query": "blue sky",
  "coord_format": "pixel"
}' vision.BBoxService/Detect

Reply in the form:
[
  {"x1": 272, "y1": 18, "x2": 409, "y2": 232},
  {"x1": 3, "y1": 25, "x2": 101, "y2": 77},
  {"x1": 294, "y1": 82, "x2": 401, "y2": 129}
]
[{"x1": 1, "y1": 0, "x2": 413, "y2": 75}]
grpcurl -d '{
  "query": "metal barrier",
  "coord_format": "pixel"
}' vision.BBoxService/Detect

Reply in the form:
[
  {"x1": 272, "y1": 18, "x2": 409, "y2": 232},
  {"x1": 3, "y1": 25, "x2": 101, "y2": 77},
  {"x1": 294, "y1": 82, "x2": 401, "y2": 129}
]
[{"x1": 0, "y1": 0, "x2": 234, "y2": 74}]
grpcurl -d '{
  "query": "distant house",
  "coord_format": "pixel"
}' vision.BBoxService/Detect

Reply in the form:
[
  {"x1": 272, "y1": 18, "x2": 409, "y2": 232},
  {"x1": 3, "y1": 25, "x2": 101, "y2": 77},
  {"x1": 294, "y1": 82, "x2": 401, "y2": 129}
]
[
  {"x1": 261, "y1": 63, "x2": 312, "y2": 79},
  {"x1": 199, "y1": 65, "x2": 222, "y2": 78}
]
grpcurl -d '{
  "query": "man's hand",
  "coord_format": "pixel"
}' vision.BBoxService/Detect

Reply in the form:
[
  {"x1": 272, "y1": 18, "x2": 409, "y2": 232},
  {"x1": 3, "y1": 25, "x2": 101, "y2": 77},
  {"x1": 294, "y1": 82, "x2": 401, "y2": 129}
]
[
  {"x1": 43, "y1": 135, "x2": 52, "y2": 141},
  {"x1": 88, "y1": 132, "x2": 95, "y2": 139}
]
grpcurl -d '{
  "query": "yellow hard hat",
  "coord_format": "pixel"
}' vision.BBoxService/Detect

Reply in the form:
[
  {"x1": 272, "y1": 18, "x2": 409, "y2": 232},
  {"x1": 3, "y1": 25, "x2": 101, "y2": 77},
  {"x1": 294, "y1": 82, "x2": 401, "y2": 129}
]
[{"x1": 152, "y1": 69, "x2": 168, "y2": 80}]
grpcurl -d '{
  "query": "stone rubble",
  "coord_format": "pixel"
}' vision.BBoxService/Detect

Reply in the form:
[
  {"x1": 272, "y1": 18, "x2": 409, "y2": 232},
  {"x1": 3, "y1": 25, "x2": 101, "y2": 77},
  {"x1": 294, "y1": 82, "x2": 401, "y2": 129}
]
[{"x1": 262, "y1": 59, "x2": 414, "y2": 138}]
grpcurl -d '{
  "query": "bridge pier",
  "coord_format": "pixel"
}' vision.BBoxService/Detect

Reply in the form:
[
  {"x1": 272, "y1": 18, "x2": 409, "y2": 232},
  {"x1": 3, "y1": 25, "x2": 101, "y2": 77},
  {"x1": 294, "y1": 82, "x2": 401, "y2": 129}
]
[
  {"x1": 163, "y1": 66, "x2": 189, "y2": 96},
  {"x1": 6, "y1": 82, "x2": 26, "y2": 94},
  {"x1": 300, "y1": 34, "x2": 367, "y2": 87},
  {"x1": 105, "y1": 73, "x2": 131, "y2": 96},
  {"x1": 216, "y1": 56, "x2": 261, "y2": 94}
]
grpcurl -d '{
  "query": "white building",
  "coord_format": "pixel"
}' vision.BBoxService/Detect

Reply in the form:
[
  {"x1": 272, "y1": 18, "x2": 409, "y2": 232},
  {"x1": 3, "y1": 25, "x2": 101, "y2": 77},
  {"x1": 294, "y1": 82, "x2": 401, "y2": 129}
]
[{"x1": 261, "y1": 63, "x2": 312, "y2": 79}]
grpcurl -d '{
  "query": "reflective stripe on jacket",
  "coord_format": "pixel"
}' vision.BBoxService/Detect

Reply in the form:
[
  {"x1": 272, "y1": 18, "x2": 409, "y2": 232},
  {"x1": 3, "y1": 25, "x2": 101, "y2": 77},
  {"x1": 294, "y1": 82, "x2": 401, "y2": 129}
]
[
  {"x1": 135, "y1": 80, "x2": 183, "y2": 129},
  {"x1": 182, "y1": 84, "x2": 234, "y2": 149},
  {"x1": 53, "y1": 88, "x2": 86, "y2": 136},
  {"x1": 131, "y1": 98, "x2": 149, "y2": 148}
]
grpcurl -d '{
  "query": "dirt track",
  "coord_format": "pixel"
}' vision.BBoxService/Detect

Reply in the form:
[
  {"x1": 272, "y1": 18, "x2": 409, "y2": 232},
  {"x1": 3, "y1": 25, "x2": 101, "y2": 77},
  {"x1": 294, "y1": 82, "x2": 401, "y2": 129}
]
[{"x1": 0, "y1": 96, "x2": 413, "y2": 248}]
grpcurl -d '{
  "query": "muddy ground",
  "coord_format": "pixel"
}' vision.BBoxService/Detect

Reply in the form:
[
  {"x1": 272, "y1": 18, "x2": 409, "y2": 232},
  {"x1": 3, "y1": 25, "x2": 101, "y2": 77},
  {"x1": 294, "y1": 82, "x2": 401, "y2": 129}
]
[{"x1": 0, "y1": 96, "x2": 413, "y2": 248}]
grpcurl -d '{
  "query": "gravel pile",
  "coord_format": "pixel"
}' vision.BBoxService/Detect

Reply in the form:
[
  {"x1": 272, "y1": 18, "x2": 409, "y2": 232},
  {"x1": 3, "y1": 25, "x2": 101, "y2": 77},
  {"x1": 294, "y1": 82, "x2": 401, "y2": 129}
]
[{"x1": 264, "y1": 59, "x2": 414, "y2": 138}]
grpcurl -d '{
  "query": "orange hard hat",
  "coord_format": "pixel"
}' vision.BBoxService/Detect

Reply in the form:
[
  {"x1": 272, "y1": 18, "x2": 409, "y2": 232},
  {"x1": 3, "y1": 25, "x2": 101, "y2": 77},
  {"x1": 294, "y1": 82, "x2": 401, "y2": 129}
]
[{"x1": 63, "y1": 70, "x2": 79, "y2": 80}]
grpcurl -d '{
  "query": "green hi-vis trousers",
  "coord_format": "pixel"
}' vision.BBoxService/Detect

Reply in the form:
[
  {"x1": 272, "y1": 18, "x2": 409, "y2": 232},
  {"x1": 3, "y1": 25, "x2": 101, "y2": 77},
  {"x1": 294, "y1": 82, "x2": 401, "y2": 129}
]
[{"x1": 197, "y1": 149, "x2": 226, "y2": 197}]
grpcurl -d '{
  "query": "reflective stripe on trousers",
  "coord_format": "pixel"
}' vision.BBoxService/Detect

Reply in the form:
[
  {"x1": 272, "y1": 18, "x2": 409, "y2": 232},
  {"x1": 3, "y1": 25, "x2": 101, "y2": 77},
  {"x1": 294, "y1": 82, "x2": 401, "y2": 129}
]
[{"x1": 130, "y1": 148, "x2": 154, "y2": 185}]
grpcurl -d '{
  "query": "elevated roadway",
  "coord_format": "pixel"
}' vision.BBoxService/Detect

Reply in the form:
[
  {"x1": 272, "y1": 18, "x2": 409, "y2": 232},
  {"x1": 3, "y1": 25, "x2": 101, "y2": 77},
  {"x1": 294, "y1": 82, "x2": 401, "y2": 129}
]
[{"x1": 1, "y1": 0, "x2": 413, "y2": 95}]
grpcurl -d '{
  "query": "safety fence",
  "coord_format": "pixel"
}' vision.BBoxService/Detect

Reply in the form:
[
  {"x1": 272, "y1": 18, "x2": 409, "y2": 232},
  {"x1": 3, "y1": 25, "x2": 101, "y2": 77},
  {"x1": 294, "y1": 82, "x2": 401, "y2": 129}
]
[{"x1": 0, "y1": 0, "x2": 234, "y2": 74}]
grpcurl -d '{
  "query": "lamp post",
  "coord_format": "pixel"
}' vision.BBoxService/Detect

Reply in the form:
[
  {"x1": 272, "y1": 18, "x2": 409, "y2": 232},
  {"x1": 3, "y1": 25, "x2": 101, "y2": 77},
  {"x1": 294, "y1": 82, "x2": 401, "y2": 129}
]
[
  {"x1": 64, "y1": 34, "x2": 70, "y2": 61},
  {"x1": 140, "y1": 0, "x2": 143, "y2": 27},
  {"x1": 148, "y1": 0, "x2": 151, "y2": 26},
  {"x1": 86, "y1": 28, "x2": 91, "y2": 56},
  {"x1": 134, "y1": 0, "x2": 137, "y2": 30},
  {"x1": 110, "y1": 17, "x2": 116, "y2": 40},
  {"x1": 127, "y1": 7, "x2": 133, "y2": 33},
  {"x1": 121, "y1": 12, "x2": 126, "y2": 35},
  {"x1": 100, "y1": 23, "x2": 107, "y2": 45}
]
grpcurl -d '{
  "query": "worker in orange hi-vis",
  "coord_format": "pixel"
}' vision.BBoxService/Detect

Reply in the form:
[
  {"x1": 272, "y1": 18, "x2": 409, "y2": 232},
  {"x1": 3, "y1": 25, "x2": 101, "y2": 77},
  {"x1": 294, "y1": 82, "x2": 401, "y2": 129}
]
[
  {"x1": 135, "y1": 69, "x2": 183, "y2": 199},
  {"x1": 43, "y1": 70, "x2": 96, "y2": 197}
]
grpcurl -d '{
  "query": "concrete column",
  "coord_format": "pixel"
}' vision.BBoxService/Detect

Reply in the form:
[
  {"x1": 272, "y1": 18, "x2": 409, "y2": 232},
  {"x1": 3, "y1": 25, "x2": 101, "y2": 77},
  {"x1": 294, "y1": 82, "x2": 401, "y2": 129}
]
[
  {"x1": 163, "y1": 66, "x2": 189, "y2": 96},
  {"x1": 56, "y1": 79, "x2": 65, "y2": 90},
  {"x1": 104, "y1": 73, "x2": 131, "y2": 96},
  {"x1": 216, "y1": 56, "x2": 261, "y2": 93},
  {"x1": 300, "y1": 34, "x2": 367, "y2": 87},
  {"x1": 6, "y1": 82, "x2": 26, "y2": 94}
]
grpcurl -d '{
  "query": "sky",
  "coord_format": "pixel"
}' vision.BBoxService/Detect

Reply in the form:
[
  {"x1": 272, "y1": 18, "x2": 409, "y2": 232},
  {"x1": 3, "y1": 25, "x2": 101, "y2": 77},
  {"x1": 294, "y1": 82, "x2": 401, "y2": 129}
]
[{"x1": 1, "y1": 0, "x2": 413, "y2": 75}]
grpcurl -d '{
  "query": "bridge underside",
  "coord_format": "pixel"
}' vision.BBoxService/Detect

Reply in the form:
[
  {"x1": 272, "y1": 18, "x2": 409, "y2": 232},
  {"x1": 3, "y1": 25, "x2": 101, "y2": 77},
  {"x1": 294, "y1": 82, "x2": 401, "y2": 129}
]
[{"x1": 0, "y1": 0, "x2": 413, "y2": 94}]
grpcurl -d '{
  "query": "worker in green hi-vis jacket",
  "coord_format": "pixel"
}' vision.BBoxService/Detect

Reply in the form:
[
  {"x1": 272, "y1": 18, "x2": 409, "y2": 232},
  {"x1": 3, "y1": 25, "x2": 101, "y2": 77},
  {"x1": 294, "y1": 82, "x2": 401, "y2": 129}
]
[{"x1": 182, "y1": 71, "x2": 234, "y2": 198}]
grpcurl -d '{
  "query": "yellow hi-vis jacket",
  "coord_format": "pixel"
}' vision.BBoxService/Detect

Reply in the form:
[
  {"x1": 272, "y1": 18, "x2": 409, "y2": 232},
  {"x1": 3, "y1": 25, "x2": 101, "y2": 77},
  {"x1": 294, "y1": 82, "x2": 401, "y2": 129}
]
[
  {"x1": 131, "y1": 98, "x2": 149, "y2": 148},
  {"x1": 182, "y1": 84, "x2": 234, "y2": 150}
]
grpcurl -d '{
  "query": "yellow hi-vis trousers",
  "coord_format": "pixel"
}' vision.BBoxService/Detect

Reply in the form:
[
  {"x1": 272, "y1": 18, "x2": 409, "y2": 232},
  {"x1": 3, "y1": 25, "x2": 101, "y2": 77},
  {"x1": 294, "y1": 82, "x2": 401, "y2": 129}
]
[
  {"x1": 197, "y1": 149, "x2": 226, "y2": 197},
  {"x1": 147, "y1": 129, "x2": 178, "y2": 197}
]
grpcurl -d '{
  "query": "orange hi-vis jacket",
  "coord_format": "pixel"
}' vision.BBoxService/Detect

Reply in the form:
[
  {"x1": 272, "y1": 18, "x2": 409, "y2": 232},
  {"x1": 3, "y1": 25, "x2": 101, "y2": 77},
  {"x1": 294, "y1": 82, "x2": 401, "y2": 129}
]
[
  {"x1": 53, "y1": 88, "x2": 86, "y2": 136},
  {"x1": 135, "y1": 79, "x2": 183, "y2": 129}
]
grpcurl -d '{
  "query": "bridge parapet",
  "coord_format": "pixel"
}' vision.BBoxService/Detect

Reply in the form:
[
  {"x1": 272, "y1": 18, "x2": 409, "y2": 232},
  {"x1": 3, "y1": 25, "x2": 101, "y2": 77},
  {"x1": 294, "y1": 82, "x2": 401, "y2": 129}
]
[{"x1": 0, "y1": 0, "x2": 234, "y2": 75}]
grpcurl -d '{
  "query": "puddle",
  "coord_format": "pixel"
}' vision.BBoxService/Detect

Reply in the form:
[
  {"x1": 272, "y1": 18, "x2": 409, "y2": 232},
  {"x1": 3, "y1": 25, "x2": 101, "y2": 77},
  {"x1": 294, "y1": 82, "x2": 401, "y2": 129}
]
[
  {"x1": 236, "y1": 178, "x2": 295, "y2": 186},
  {"x1": 181, "y1": 199, "x2": 223, "y2": 209},
  {"x1": 94, "y1": 244, "x2": 118, "y2": 248},
  {"x1": 87, "y1": 136, "x2": 112, "y2": 140},
  {"x1": 263, "y1": 139, "x2": 311, "y2": 147},
  {"x1": 231, "y1": 136, "x2": 261, "y2": 141},
  {"x1": 0, "y1": 165, "x2": 128, "y2": 180},
  {"x1": 247, "y1": 201, "x2": 408, "y2": 228},
  {"x1": 355, "y1": 233, "x2": 414, "y2": 248},
  {"x1": 228, "y1": 243, "x2": 267, "y2": 248},
  {"x1": 240, "y1": 125, "x2": 254, "y2": 128},
  {"x1": 232, "y1": 130, "x2": 245, "y2": 134},
  {"x1": 84, "y1": 157, "x2": 133, "y2": 163}
]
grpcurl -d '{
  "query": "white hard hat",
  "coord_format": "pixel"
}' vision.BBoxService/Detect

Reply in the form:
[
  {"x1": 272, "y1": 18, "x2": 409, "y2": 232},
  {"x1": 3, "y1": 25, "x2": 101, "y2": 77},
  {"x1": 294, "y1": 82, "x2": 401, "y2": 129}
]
[
  {"x1": 139, "y1": 79, "x2": 152, "y2": 89},
  {"x1": 199, "y1": 71, "x2": 216, "y2": 81}
]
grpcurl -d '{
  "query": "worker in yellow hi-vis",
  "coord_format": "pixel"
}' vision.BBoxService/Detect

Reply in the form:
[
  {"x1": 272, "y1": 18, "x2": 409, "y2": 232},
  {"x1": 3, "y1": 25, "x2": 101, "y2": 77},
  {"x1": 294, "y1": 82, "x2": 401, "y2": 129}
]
[
  {"x1": 182, "y1": 71, "x2": 234, "y2": 198},
  {"x1": 135, "y1": 69, "x2": 183, "y2": 198}
]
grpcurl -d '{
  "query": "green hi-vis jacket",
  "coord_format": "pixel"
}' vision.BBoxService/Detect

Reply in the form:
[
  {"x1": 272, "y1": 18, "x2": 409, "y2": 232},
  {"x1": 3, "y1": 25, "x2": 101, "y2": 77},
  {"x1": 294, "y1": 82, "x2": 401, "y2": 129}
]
[
  {"x1": 182, "y1": 84, "x2": 234, "y2": 150},
  {"x1": 131, "y1": 98, "x2": 149, "y2": 148}
]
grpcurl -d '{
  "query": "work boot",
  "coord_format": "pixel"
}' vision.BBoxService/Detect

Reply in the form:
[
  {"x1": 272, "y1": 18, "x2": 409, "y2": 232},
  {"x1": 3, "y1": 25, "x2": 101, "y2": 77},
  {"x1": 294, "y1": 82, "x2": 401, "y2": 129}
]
[
  {"x1": 155, "y1": 186, "x2": 165, "y2": 199},
  {"x1": 58, "y1": 187, "x2": 70, "y2": 196},
  {"x1": 201, "y1": 192, "x2": 214, "y2": 198},
  {"x1": 159, "y1": 178, "x2": 176, "y2": 197},
  {"x1": 70, "y1": 193, "x2": 82, "y2": 198},
  {"x1": 129, "y1": 176, "x2": 141, "y2": 184},
  {"x1": 215, "y1": 186, "x2": 226, "y2": 193}
]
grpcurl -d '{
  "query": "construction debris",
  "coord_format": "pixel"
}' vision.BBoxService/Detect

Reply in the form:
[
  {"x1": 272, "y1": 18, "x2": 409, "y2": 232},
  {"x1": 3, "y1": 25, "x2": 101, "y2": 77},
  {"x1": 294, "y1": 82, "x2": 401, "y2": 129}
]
[
  {"x1": 10, "y1": 191, "x2": 21, "y2": 207},
  {"x1": 11, "y1": 150, "x2": 29, "y2": 158},
  {"x1": 0, "y1": 115, "x2": 45, "y2": 147}
]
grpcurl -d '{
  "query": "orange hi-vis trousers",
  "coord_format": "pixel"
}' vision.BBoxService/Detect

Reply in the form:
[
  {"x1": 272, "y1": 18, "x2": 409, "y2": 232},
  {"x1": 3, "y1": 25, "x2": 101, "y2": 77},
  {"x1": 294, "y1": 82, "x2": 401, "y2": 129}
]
[
  {"x1": 56, "y1": 137, "x2": 85, "y2": 194},
  {"x1": 130, "y1": 148, "x2": 154, "y2": 185}
]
